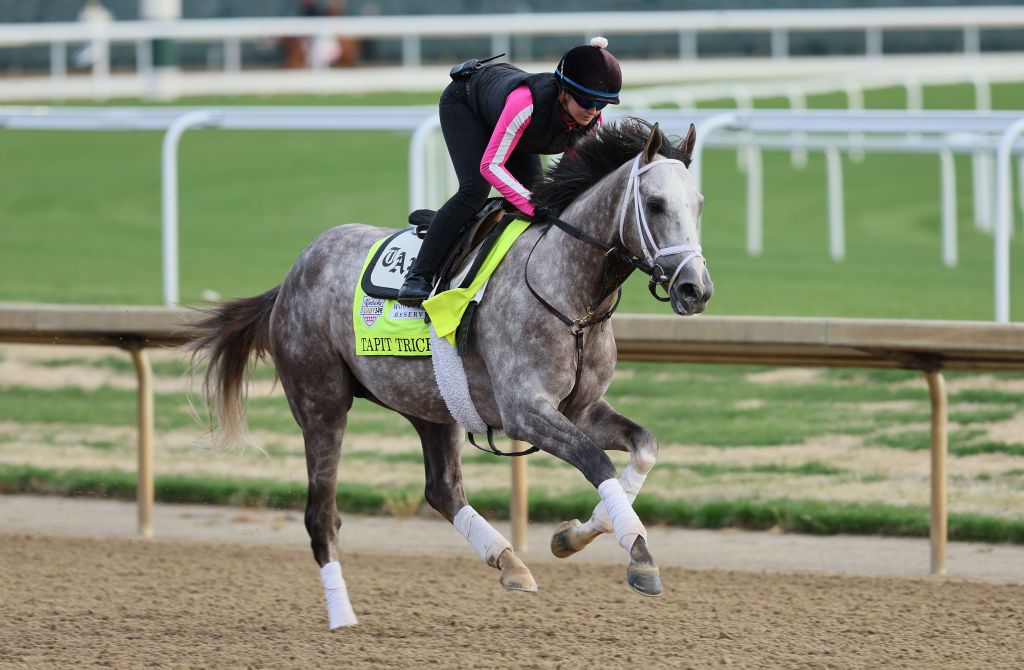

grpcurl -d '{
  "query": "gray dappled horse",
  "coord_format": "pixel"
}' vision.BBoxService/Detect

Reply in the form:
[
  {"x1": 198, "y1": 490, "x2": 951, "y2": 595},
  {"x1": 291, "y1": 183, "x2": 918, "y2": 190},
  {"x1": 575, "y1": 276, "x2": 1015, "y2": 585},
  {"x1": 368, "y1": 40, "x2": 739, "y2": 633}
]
[{"x1": 189, "y1": 118, "x2": 713, "y2": 628}]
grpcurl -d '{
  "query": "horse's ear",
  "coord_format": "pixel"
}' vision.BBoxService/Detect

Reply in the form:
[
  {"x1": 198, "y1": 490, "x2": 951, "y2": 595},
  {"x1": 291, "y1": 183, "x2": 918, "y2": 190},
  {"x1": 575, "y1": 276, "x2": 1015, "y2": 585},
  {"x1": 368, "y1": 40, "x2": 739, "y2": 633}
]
[
  {"x1": 679, "y1": 123, "x2": 697, "y2": 167},
  {"x1": 642, "y1": 122, "x2": 663, "y2": 164}
]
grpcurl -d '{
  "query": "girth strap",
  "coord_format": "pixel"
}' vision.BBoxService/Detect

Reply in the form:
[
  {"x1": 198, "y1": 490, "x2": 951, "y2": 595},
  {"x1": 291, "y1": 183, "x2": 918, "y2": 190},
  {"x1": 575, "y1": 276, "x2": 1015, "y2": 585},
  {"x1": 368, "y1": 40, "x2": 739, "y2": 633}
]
[{"x1": 467, "y1": 427, "x2": 539, "y2": 457}]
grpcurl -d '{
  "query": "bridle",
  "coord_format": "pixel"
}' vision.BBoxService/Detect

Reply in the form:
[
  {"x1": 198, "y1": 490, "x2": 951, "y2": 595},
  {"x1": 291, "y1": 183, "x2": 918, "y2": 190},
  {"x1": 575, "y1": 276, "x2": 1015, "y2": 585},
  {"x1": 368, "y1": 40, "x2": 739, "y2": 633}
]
[
  {"x1": 471, "y1": 152, "x2": 703, "y2": 458},
  {"x1": 617, "y1": 155, "x2": 705, "y2": 302}
]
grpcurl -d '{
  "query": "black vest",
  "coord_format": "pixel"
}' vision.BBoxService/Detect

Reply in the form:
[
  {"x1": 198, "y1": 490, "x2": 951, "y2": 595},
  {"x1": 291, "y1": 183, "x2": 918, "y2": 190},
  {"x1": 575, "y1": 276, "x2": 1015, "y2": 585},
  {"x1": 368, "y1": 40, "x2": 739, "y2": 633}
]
[{"x1": 468, "y1": 63, "x2": 599, "y2": 155}]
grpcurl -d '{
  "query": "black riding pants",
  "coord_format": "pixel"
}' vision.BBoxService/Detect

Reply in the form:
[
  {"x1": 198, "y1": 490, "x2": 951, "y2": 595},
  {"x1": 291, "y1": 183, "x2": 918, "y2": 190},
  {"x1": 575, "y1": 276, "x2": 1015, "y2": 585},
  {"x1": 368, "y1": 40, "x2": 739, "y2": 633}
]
[{"x1": 411, "y1": 80, "x2": 543, "y2": 277}]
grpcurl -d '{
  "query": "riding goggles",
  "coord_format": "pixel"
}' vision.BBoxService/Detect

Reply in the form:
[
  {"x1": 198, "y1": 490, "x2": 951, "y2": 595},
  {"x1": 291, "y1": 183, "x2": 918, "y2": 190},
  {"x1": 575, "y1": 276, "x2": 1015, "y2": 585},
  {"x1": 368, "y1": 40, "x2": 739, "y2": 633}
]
[{"x1": 572, "y1": 94, "x2": 608, "y2": 111}]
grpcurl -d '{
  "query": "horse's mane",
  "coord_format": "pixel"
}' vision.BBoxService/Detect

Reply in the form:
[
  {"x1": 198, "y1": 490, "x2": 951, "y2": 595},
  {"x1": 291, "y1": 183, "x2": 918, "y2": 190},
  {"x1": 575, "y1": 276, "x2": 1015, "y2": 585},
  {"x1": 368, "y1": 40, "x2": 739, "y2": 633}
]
[{"x1": 530, "y1": 117, "x2": 692, "y2": 216}]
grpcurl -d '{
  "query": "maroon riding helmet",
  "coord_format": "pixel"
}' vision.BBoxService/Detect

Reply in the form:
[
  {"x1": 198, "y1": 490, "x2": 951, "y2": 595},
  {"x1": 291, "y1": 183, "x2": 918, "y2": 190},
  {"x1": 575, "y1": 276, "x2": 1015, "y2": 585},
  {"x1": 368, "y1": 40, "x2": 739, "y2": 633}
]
[{"x1": 555, "y1": 37, "x2": 622, "y2": 106}]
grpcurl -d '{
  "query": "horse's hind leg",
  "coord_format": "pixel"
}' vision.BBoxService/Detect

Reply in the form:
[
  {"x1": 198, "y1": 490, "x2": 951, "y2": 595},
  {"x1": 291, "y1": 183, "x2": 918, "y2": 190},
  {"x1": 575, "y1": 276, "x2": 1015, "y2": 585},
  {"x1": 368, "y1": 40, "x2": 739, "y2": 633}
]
[
  {"x1": 276, "y1": 342, "x2": 358, "y2": 629},
  {"x1": 406, "y1": 416, "x2": 537, "y2": 593},
  {"x1": 552, "y1": 399, "x2": 658, "y2": 559}
]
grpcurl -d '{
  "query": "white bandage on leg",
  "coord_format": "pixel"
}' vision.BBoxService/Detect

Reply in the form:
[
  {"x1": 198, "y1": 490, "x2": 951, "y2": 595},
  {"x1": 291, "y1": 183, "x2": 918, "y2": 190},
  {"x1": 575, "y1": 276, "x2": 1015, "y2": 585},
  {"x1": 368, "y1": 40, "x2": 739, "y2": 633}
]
[
  {"x1": 453, "y1": 505, "x2": 513, "y2": 567},
  {"x1": 598, "y1": 478, "x2": 647, "y2": 553},
  {"x1": 320, "y1": 561, "x2": 358, "y2": 629},
  {"x1": 588, "y1": 463, "x2": 650, "y2": 534},
  {"x1": 620, "y1": 462, "x2": 649, "y2": 498}
]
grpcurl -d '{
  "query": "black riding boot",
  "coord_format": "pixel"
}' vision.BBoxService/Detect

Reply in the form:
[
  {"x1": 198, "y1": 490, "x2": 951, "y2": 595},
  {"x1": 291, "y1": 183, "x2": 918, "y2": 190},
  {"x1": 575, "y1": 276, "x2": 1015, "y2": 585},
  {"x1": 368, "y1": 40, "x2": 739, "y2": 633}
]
[
  {"x1": 396, "y1": 270, "x2": 435, "y2": 307},
  {"x1": 398, "y1": 202, "x2": 469, "y2": 306}
]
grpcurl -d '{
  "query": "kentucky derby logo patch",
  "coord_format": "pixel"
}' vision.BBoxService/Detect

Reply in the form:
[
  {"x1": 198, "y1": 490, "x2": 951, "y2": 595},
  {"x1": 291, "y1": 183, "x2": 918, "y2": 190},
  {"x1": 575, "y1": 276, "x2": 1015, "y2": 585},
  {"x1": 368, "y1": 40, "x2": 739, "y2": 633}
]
[{"x1": 359, "y1": 296, "x2": 385, "y2": 328}]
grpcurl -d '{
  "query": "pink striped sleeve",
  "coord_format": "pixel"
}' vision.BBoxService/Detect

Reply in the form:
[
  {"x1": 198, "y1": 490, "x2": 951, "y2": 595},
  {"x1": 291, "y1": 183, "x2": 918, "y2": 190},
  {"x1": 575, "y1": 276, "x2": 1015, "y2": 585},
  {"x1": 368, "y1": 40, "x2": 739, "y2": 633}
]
[{"x1": 480, "y1": 85, "x2": 536, "y2": 216}]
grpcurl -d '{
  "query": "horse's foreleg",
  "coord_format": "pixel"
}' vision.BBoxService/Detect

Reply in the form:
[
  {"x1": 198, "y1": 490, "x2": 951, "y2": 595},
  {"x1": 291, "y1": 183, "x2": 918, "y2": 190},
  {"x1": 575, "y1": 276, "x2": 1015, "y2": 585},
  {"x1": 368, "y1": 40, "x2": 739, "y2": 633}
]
[
  {"x1": 278, "y1": 344, "x2": 358, "y2": 629},
  {"x1": 505, "y1": 399, "x2": 661, "y2": 595},
  {"x1": 407, "y1": 416, "x2": 536, "y2": 593},
  {"x1": 552, "y1": 400, "x2": 658, "y2": 560}
]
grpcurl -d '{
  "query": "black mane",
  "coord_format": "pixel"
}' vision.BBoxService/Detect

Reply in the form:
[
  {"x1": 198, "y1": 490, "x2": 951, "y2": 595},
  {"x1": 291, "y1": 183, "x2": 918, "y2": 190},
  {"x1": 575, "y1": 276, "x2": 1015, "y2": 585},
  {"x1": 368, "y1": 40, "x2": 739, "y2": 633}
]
[{"x1": 530, "y1": 117, "x2": 691, "y2": 216}]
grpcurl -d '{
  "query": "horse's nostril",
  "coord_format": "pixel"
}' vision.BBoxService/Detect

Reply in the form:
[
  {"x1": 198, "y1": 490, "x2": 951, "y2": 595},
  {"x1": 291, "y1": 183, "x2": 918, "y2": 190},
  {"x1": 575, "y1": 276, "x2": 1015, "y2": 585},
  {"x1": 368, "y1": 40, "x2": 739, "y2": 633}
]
[{"x1": 681, "y1": 283, "x2": 700, "y2": 302}]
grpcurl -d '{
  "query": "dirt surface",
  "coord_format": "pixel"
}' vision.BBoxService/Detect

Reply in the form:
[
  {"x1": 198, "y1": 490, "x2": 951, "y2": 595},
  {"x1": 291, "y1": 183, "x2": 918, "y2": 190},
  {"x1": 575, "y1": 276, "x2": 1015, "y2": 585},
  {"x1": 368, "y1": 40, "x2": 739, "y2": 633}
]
[
  {"x1": 3, "y1": 497, "x2": 1024, "y2": 669},
  {"x1": 2, "y1": 532, "x2": 1023, "y2": 669}
]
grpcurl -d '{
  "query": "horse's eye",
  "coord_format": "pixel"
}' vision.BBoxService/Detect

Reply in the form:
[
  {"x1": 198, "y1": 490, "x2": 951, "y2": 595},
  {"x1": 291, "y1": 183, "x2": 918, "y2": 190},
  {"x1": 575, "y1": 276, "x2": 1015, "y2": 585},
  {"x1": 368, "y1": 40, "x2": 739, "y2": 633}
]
[{"x1": 647, "y1": 198, "x2": 664, "y2": 215}]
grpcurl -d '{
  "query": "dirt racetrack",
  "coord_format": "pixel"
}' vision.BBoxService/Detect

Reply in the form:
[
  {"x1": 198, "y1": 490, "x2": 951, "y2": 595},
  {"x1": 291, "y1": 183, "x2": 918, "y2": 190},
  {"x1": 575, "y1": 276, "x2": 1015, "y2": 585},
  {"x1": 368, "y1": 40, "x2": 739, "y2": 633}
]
[{"x1": 2, "y1": 532, "x2": 1023, "y2": 669}]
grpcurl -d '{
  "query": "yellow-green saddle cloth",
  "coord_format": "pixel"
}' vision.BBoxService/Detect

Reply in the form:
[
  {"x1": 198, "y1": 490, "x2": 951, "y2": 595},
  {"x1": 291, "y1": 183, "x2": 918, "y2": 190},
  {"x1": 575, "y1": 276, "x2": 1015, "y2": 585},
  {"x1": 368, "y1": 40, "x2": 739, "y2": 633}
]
[{"x1": 353, "y1": 219, "x2": 530, "y2": 356}]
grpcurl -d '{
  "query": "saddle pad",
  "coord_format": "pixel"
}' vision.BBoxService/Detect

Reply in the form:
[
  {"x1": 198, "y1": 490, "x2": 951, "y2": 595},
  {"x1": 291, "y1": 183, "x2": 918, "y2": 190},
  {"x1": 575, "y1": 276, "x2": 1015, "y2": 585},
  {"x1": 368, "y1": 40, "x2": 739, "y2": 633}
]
[
  {"x1": 353, "y1": 219, "x2": 531, "y2": 357},
  {"x1": 353, "y1": 236, "x2": 432, "y2": 357},
  {"x1": 361, "y1": 228, "x2": 422, "y2": 300}
]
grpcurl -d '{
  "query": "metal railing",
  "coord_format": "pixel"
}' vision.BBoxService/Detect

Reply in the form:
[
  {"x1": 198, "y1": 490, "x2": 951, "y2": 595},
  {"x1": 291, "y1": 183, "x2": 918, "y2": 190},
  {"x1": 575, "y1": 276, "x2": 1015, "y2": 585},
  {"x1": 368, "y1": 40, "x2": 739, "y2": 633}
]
[{"x1": 3, "y1": 105, "x2": 1023, "y2": 319}]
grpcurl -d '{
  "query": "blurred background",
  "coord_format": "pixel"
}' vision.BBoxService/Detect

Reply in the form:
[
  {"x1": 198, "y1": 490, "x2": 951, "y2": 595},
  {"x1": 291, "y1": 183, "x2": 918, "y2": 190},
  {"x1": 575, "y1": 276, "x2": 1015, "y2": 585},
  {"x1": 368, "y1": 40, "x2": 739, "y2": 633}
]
[{"x1": 1, "y1": 1, "x2": 1023, "y2": 544}]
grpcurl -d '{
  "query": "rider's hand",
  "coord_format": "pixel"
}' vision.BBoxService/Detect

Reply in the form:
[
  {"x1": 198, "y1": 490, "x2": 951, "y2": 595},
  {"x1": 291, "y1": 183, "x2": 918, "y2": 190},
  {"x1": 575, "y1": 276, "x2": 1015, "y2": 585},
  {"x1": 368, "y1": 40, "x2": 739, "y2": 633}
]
[{"x1": 533, "y1": 205, "x2": 555, "y2": 223}]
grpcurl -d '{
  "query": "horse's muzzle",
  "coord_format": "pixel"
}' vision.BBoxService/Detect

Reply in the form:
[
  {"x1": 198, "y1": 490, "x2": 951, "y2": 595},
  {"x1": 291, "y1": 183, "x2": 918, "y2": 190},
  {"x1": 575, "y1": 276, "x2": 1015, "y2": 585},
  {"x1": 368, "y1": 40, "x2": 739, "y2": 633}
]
[{"x1": 669, "y1": 264, "x2": 714, "y2": 316}]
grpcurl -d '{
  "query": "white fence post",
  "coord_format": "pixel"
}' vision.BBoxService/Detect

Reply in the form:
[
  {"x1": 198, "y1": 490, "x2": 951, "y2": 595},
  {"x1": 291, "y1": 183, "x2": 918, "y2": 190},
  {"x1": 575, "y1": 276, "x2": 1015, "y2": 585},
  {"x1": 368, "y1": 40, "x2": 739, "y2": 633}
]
[
  {"x1": 826, "y1": 147, "x2": 845, "y2": 261},
  {"x1": 162, "y1": 110, "x2": 216, "y2": 307},
  {"x1": 994, "y1": 118, "x2": 1024, "y2": 322},
  {"x1": 746, "y1": 146, "x2": 763, "y2": 257},
  {"x1": 49, "y1": 41, "x2": 67, "y2": 101},
  {"x1": 974, "y1": 153, "x2": 995, "y2": 232},
  {"x1": 785, "y1": 84, "x2": 808, "y2": 169},
  {"x1": 844, "y1": 80, "x2": 865, "y2": 163},
  {"x1": 409, "y1": 113, "x2": 442, "y2": 210},
  {"x1": 940, "y1": 149, "x2": 958, "y2": 268}
]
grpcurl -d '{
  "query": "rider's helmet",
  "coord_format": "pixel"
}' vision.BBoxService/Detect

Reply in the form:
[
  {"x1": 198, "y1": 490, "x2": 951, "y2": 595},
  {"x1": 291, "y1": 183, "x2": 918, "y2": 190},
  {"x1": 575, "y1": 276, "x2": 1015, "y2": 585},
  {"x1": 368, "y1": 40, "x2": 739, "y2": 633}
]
[{"x1": 555, "y1": 37, "x2": 622, "y2": 106}]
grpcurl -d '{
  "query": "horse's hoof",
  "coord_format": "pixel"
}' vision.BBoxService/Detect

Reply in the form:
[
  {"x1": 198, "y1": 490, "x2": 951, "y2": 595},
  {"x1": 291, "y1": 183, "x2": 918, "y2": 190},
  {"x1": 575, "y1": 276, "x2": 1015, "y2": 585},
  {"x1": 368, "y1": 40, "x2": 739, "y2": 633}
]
[
  {"x1": 627, "y1": 563, "x2": 663, "y2": 597},
  {"x1": 500, "y1": 566, "x2": 538, "y2": 593},
  {"x1": 551, "y1": 519, "x2": 583, "y2": 558},
  {"x1": 551, "y1": 519, "x2": 601, "y2": 558},
  {"x1": 497, "y1": 548, "x2": 538, "y2": 593}
]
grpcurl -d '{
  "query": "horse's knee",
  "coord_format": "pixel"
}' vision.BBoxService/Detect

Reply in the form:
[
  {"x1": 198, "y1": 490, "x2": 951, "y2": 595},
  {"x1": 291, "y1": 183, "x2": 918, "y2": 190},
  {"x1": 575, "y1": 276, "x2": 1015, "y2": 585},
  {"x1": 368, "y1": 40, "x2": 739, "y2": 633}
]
[{"x1": 628, "y1": 427, "x2": 659, "y2": 474}]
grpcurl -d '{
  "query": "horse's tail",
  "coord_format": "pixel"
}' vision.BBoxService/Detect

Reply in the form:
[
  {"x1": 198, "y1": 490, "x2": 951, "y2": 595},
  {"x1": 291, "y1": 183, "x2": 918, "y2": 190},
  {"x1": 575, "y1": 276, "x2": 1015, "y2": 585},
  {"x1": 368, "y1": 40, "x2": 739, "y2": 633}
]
[{"x1": 187, "y1": 285, "x2": 281, "y2": 450}]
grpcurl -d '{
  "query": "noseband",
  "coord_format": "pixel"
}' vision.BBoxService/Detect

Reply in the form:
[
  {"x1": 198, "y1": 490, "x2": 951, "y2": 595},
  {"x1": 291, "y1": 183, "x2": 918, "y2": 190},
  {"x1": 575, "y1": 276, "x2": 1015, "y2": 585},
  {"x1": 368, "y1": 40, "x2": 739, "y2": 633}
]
[{"x1": 616, "y1": 156, "x2": 705, "y2": 302}]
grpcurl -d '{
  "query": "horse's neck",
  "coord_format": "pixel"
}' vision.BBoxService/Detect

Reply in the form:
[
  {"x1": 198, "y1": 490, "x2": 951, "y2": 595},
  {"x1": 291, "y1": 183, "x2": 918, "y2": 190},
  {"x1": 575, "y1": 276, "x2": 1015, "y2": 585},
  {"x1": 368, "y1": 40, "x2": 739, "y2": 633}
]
[{"x1": 531, "y1": 168, "x2": 629, "y2": 312}]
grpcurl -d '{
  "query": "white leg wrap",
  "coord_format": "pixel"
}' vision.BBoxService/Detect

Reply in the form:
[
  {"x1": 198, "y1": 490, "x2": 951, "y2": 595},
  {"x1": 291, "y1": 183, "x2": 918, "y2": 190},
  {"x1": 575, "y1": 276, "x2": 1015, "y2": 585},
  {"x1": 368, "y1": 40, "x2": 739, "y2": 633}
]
[
  {"x1": 598, "y1": 478, "x2": 647, "y2": 553},
  {"x1": 587, "y1": 463, "x2": 650, "y2": 534},
  {"x1": 453, "y1": 505, "x2": 513, "y2": 567},
  {"x1": 320, "y1": 561, "x2": 358, "y2": 629}
]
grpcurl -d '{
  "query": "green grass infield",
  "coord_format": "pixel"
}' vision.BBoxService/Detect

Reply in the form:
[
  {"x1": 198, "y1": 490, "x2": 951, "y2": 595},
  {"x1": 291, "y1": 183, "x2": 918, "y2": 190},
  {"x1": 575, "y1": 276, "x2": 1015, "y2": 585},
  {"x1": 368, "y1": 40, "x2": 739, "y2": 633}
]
[{"x1": 3, "y1": 463, "x2": 1022, "y2": 545}]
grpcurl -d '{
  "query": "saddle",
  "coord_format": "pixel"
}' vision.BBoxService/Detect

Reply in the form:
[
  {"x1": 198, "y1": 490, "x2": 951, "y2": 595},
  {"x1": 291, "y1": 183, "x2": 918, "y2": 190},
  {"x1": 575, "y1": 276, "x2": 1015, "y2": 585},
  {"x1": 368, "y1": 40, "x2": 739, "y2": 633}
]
[
  {"x1": 407, "y1": 198, "x2": 520, "y2": 352},
  {"x1": 407, "y1": 198, "x2": 517, "y2": 294}
]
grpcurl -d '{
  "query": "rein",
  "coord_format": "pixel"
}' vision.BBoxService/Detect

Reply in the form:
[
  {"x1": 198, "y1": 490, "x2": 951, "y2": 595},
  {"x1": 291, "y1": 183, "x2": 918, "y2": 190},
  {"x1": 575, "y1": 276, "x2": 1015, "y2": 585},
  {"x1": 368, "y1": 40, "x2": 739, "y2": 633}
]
[
  {"x1": 471, "y1": 153, "x2": 701, "y2": 458},
  {"x1": 527, "y1": 156, "x2": 703, "y2": 402}
]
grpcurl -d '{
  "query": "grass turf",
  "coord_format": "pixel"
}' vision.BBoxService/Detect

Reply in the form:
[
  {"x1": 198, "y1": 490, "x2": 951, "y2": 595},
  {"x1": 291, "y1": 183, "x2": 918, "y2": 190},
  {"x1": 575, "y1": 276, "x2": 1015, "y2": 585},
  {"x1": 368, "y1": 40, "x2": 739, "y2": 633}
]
[
  {"x1": 2, "y1": 83, "x2": 1023, "y2": 317},
  {"x1": 4, "y1": 463, "x2": 1024, "y2": 544}
]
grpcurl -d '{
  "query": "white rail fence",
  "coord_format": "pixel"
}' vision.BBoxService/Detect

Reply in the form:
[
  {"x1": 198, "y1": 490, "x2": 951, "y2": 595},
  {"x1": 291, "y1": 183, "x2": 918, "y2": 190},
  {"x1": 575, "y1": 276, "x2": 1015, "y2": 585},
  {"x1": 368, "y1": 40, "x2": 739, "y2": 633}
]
[
  {"x1": 2, "y1": 106, "x2": 1023, "y2": 320},
  {"x1": 628, "y1": 58, "x2": 1024, "y2": 234},
  {"x1": 2, "y1": 7, "x2": 1024, "y2": 100},
  {"x1": 413, "y1": 109, "x2": 1024, "y2": 320}
]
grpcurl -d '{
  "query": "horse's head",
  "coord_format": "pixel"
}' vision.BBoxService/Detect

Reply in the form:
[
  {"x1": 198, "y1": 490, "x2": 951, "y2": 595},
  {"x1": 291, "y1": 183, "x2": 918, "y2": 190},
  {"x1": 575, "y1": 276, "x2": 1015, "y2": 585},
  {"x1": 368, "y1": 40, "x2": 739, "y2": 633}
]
[{"x1": 618, "y1": 123, "x2": 713, "y2": 316}]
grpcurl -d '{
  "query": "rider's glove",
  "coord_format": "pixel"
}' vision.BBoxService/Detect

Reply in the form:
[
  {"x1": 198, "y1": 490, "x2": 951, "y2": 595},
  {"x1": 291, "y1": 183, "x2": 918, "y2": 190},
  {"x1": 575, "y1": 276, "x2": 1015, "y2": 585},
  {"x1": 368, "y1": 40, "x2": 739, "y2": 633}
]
[{"x1": 533, "y1": 205, "x2": 556, "y2": 223}]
